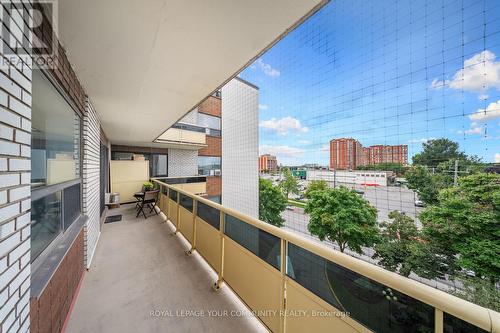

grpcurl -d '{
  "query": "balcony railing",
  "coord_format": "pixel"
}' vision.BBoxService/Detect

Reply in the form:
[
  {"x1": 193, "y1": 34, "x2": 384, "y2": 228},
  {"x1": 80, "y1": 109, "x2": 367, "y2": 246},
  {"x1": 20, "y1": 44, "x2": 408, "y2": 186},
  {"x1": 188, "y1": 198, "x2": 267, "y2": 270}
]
[
  {"x1": 152, "y1": 179, "x2": 500, "y2": 333},
  {"x1": 152, "y1": 176, "x2": 206, "y2": 196},
  {"x1": 155, "y1": 123, "x2": 207, "y2": 148}
]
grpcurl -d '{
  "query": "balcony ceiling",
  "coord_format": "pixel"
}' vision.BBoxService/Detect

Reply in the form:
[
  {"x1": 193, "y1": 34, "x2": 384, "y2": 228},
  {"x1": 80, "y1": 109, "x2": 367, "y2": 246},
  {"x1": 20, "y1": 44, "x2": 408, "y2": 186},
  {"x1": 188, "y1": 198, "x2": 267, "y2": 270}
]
[{"x1": 58, "y1": 0, "x2": 326, "y2": 146}]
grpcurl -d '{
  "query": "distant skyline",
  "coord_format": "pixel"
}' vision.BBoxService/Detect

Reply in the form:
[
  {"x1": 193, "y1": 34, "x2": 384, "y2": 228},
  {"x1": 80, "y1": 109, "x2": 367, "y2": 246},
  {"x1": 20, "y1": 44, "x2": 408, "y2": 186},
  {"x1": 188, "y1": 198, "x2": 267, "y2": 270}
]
[{"x1": 239, "y1": 0, "x2": 500, "y2": 166}]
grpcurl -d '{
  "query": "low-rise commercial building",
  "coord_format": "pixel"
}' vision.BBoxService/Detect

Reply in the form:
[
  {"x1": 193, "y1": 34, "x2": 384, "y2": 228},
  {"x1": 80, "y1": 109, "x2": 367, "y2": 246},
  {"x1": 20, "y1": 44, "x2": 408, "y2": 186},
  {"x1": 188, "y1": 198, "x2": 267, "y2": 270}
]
[{"x1": 307, "y1": 169, "x2": 394, "y2": 187}]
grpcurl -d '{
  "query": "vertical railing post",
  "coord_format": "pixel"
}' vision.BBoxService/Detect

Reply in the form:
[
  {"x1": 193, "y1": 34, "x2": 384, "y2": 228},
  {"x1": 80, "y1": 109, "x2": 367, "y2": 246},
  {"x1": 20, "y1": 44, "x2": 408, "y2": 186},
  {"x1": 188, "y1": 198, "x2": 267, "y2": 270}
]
[
  {"x1": 435, "y1": 308, "x2": 443, "y2": 333},
  {"x1": 279, "y1": 238, "x2": 287, "y2": 333},
  {"x1": 213, "y1": 210, "x2": 225, "y2": 291},
  {"x1": 186, "y1": 199, "x2": 197, "y2": 255},
  {"x1": 176, "y1": 191, "x2": 180, "y2": 232},
  {"x1": 166, "y1": 187, "x2": 170, "y2": 219}
]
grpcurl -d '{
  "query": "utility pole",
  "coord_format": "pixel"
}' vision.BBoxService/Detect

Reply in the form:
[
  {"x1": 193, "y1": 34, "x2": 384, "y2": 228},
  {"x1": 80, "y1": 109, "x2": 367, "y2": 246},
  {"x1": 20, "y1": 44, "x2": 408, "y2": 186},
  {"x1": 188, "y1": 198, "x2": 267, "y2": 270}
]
[
  {"x1": 453, "y1": 159, "x2": 459, "y2": 187},
  {"x1": 333, "y1": 168, "x2": 337, "y2": 188}
]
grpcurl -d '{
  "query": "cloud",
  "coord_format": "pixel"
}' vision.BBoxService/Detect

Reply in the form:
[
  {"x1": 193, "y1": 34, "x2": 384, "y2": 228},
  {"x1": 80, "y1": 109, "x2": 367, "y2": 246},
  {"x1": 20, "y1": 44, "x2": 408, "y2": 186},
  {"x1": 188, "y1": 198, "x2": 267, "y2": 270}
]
[
  {"x1": 260, "y1": 145, "x2": 305, "y2": 158},
  {"x1": 298, "y1": 140, "x2": 311, "y2": 145},
  {"x1": 258, "y1": 104, "x2": 268, "y2": 111},
  {"x1": 495, "y1": 153, "x2": 500, "y2": 163},
  {"x1": 431, "y1": 50, "x2": 500, "y2": 92},
  {"x1": 469, "y1": 100, "x2": 500, "y2": 121},
  {"x1": 464, "y1": 122, "x2": 483, "y2": 135},
  {"x1": 252, "y1": 58, "x2": 280, "y2": 77},
  {"x1": 408, "y1": 137, "x2": 437, "y2": 144},
  {"x1": 259, "y1": 116, "x2": 309, "y2": 135},
  {"x1": 430, "y1": 78, "x2": 446, "y2": 90}
]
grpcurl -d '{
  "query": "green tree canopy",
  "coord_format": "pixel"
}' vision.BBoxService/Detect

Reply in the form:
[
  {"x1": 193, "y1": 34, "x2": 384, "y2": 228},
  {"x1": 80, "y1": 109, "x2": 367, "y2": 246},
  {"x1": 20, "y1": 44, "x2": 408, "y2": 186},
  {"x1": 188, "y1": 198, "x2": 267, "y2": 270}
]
[
  {"x1": 305, "y1": 187, "x2": 379, "y2": 253},
  {"x1": 419, "y1": 173, "x2": 500, "y2": 282},
  {"x1": 357, "y1": 163, "x2": 407, "y2": 176},
  {"x1": 412, "y1": 138, "x2": 466, "y2": 167},
  {"x1": 406, "y1": 142, "x2": 484, "y2": 205},
  {"x1": 304, "y1": 180, "x2": 328, "y2": 199},
  {"x1": 259, "y1": 178, "x2": 288, "y2": 227},
  {"x1": 279, "y1": 168, "x2": 299, "y2": 198},
  {"x1": 372, "y1": 211, "x2": 421, "y2": 277},
  {"x1": 405, "y1": 165, "x2": 441, "y2": 204}
]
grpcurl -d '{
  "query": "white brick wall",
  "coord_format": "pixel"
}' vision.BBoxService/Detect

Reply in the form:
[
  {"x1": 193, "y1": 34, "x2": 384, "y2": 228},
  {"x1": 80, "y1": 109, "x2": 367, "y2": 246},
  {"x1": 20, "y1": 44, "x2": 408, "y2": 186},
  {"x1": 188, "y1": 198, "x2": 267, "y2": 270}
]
[
  {"x1": 0, "y1": 4, "x2": 32, "y2": 332},
  {"x1": 168, "y1": 149, "x2": 198, "y2": 176},
  {"x1": 221, "y1": 78, "x2": 259, "y2": 218},
  {"x1": 82, "y1": 99, "x2": 101, "y2": 268}
]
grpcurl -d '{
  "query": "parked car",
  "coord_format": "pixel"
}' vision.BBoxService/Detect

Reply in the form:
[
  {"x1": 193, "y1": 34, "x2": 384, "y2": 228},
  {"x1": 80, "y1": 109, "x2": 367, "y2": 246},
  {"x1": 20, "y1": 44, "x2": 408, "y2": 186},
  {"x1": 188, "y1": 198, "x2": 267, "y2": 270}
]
[
  {"x1": 414, "y1": 199, "x2": 425, "y2": 207},
  {"x1": 354, "y1": 189, "x2": 365, "y2": 195}
]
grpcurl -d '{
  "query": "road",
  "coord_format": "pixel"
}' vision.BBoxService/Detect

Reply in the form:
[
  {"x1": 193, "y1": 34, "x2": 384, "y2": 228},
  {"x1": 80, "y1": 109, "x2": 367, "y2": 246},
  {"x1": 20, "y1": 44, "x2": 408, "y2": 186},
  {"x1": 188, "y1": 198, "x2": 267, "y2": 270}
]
[
  {"x1": 287, "y1": 183, "x2": 424, "y2": 227},
  {"x1": 349, "y1": 183, "x2": 424, "y2": 227},
  {"x1": 281, "y1": 192, "x2": 455, "y2": 291}
]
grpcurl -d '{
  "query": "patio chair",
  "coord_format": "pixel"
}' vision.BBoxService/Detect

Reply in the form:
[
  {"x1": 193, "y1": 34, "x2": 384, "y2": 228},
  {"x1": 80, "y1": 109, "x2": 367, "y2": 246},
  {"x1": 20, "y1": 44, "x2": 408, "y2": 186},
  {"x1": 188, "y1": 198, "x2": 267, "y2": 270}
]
[{"x1": 136, "y1": 190, "x2": 159, "y2": 219}]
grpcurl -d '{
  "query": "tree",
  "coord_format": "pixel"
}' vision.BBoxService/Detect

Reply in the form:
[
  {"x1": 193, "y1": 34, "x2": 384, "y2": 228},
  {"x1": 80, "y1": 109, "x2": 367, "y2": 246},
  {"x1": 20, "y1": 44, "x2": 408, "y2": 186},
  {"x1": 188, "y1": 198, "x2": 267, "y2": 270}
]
[
  {"x1": 372, "y1": 211, "x2": 421, "y2": 277},
  {"x1": 304, "y1": 180, "x2": 328, "y2": 199},
  {"x1": 405, "y1": 165, "x2": 441, "y2": 204},
  {"x1": 419, "y1": 173, "x2": 500, "y2": 282},
  {"x1": 305, "y1": 187, "x2": 379, "y2": 253},
  {"x1": 259, "y1": 178, "x2": 287, "y2": 227},
  {"x1": 357, "y1": 163, "x2": 407, "y2": 176},
  {"x1": 412, "y1": 138, "x2": 466, "y2": 167},
  {"x1": 279, "y1": 168, "x2": 299, "y2": 198},
  {"x1": 452, "y1": 276, "x2": 500, "y2": 312}
]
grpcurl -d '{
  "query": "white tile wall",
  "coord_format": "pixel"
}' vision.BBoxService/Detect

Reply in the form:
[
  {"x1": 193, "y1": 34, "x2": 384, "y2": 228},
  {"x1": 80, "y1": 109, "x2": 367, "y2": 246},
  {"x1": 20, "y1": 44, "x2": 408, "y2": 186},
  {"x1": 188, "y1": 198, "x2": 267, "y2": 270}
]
[
  {"x1": 83, "y1": 99, "x2": 101, "y2": 268},
  {"x1": 168, "y1": 149, "x2": 198, "y2": 176},
  {"x1": 221, "y1": 78, "x2": 259, "y2": 218}
]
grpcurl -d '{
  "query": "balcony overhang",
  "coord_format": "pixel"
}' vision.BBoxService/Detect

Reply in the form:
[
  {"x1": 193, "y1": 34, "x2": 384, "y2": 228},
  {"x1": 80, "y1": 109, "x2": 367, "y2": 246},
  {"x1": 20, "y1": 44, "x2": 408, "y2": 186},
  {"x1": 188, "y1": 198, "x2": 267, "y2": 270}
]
[
  {"x1": 58, "y1": 0, "x2": 327, "y2": 146},
  {"x1": 154, "y1": 126, "x2": 207, "y2": 150}
]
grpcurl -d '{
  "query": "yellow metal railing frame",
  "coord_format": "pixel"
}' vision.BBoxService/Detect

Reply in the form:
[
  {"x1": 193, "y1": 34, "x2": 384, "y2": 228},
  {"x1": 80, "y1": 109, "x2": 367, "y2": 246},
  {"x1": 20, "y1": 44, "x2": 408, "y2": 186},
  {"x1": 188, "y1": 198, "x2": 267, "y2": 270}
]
[{"x1": 152, "y1": 179, "x2": 500, "y2": 333}]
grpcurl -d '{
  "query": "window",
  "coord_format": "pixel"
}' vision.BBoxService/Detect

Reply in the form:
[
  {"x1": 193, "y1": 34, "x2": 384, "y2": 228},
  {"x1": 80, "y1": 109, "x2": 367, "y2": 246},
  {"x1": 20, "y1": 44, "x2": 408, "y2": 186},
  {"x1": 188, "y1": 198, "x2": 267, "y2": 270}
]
[
  {"x1": 151, "y1": 154, "x2": 167, "y2": 177},
  {"x1": 32, "y1": 71, "x2": 81, "y2": 188},
  {"x1": 197, "y1": 113, "x2": 221, "y2": 130},
  {"x1": 198, "y1": 156, "x2": 221, "y2": 176},
  {"x1": 205, "y1": 128, "x2": 221, "y2": 137},
  {"x1": 31, "y1": 69, "x2": 83, "y2": 262},
  {"x1": 31, "y1": 192, "x2": 62, "y2": 260}
]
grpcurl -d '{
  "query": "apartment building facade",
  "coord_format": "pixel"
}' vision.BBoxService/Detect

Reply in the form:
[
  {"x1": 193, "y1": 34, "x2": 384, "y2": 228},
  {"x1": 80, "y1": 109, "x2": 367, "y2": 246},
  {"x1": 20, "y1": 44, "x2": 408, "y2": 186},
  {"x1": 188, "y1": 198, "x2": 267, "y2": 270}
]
[
  {"x1": 259, "y1": 154, "x2": 278, "y2": 173},
  {"x1": 329, "y1": 138, "x2": 363, "y2": 170},
  {"x1": 330, "y1": 138, "x2": 408, "y2": 170}
]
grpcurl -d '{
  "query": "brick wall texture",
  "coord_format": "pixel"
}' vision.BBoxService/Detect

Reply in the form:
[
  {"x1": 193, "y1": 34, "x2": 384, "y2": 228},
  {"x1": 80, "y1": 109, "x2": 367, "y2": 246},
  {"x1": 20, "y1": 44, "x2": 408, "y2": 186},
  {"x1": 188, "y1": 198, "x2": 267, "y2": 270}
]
[
  {"x1": 0, "y1": 3, "x2": 34, "y2": 333},
  {"x1": 0, "y1": 4, "x2": 90, "y2": 333},
  {"x1": 198, "y1": 96, "x2": 221, "y2": 117},
  {"x1": 206, "y1": 176, "x2": 221, "y2": 197},
  {"x1": 33, "y1": 4, "x2": 86, "y2": 114},
  {"x1": 198, "y1": 136, "x2": 221, "y2": 157},
  {"x1": 29, "y1": 230, "x2": 84, "y2": 333}
]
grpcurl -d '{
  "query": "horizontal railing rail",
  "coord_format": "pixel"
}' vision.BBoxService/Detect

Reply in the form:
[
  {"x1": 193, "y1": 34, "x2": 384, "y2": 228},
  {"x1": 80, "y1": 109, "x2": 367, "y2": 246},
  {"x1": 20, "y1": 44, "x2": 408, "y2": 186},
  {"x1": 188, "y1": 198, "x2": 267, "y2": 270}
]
[{"x1": 152, "y1": 179, "x2": 500, "y2": 333}]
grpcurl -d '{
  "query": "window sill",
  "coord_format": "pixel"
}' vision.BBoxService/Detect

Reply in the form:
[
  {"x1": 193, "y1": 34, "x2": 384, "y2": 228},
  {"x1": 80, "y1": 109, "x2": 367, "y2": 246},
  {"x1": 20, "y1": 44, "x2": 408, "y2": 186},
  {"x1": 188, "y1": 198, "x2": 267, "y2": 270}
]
[{"x1": 30, "y1": 214, "x2": 88, "y2": 299}]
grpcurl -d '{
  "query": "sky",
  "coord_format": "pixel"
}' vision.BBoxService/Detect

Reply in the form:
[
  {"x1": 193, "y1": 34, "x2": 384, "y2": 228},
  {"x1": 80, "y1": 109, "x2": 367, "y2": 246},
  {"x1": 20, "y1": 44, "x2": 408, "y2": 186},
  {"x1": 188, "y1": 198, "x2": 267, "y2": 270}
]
[{"x1": 239, "y1": 0, "x2": 500, "y2": 166}]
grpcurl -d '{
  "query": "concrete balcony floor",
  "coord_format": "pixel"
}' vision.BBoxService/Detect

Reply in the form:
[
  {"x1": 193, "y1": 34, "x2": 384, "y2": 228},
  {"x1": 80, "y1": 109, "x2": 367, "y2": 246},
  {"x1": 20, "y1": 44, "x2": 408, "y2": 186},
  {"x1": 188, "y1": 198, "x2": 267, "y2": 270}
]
[{"x1": 66, "y1": 205, "x2": 266, "y2": 333}]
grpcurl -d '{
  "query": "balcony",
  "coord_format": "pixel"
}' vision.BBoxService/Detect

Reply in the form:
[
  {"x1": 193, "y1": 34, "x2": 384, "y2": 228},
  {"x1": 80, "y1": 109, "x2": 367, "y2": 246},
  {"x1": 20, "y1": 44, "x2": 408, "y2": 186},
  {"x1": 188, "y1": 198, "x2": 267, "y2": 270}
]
[
  {"x1": 155, "y1": 124, "x2": 207, "y2": 149},
  {"x1": 66, "y1": 179, "x2": 500, "y2": 333},
  {"x1": 65, "y1": 204, "x2": 265, "y2": 333}
]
